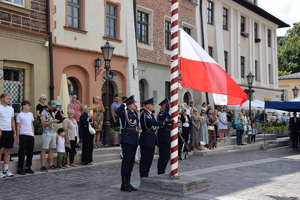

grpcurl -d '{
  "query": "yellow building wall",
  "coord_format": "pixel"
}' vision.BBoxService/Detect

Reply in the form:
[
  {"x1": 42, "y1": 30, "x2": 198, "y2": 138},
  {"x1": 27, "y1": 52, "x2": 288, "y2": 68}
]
[{"x1": 279, "y1": 79, "x2": 300, "y2": 100}]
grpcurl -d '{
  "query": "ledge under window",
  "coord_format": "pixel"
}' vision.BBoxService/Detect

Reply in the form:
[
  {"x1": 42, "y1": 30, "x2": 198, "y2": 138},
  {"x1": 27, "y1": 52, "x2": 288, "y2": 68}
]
[
  {"x1": 0, "y1": 1, "x2": 32, "y2": 15},
  {"x1": 103, "y1": 36, "x2": 122, "y2": 43},
  {"x1": 64, "y1": 26, "x2": 88, "y2": 34}
]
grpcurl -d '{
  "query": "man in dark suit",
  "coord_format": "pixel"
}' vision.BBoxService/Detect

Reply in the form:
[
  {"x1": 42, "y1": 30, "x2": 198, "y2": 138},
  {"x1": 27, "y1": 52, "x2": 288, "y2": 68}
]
[
  {"x1": 157, "y1": 98, "x2": 172, "y2": 175},
  {"x1": 289, "y1": 112, "x2": 300, "y2": 150},
  {"x1": 115, "y1": 95, "x2": 139, "y2": 192},
  {"x1": 139, "y1": 98, "x2": 172, "y2": 178}
]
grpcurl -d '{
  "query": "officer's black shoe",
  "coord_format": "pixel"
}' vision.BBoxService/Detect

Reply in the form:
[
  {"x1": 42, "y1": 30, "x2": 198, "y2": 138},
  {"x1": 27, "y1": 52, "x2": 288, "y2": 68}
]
[
  {"x1": 127, "y1": 176, "x2": 137, "y2": 191},
  {"x1": 140, "y1": 173, "x2": 148, "y2": 178},
  {"x1": 158, "y1": 170, "x2": 165, "y2": 175},
  {"x1": 120, "y1": 177, "x2": 131, "y2": 192}
]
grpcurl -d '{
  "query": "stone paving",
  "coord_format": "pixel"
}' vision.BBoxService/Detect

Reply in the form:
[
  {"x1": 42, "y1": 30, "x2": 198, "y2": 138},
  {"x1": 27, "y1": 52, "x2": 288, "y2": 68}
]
[{"x1": 1, "y1": 147, "x2": 300, "y2": 200}]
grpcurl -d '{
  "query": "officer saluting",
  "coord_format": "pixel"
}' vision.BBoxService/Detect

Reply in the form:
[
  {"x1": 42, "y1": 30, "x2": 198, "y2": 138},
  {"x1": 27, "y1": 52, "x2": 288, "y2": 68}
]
[
  {"x1": 157, "y1": 98, "x2": 172, "y2": 175},
  {"x1": 115, "y1": 95, "x2": 139, "y2": 192},
  {"x1": 139, "y1": 98, "x2": 173, "y2": 178}
]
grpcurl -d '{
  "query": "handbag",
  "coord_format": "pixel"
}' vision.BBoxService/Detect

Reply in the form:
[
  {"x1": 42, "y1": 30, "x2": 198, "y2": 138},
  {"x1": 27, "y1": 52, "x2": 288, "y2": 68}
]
[
  {"x1": 88, "y1": 122, "x2": 96, "y2": 135},
  {"x1": 208, "y1": 126, "x2": 214, "y2": 131}
]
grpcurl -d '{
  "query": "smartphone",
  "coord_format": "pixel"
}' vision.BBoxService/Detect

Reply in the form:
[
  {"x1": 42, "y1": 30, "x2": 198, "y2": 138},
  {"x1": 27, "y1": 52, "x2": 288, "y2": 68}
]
[{"x1": 76, "y1": 96, "x2": 79, "y2": 100}]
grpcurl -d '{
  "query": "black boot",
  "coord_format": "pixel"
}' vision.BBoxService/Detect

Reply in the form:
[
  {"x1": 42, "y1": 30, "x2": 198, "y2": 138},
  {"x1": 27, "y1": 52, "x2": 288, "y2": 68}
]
[
  {"x1": 158, "y1": 170, "x2": 165, "y2": 175},
  {"x1": 127, "y1": 176, "x2": 137, "y2": 191},
  {"x1": 120, "y1": 176, "x2": 131, "y2": 192},
  {"x1": 140, "y1": 173, "x2": 148, "y2": 178}
]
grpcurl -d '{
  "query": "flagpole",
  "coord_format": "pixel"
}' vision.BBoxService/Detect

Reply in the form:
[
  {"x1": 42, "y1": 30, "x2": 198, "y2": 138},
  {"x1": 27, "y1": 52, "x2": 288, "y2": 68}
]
[{"x1": 170, "y1": 0, "x2": 179, "y2": 177}]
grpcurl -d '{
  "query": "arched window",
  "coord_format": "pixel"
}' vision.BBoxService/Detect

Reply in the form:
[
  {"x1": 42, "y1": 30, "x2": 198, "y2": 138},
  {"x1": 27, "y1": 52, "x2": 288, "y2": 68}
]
[
  {"x1": 183, "y1": 92, "x2": 191, "y2": 105},
  {"x1": 67, "y1": 77, "x2": 78, "y2": 100},
  {"x1": 139, "y1": 80, "x2": 145, "y2": 104}
]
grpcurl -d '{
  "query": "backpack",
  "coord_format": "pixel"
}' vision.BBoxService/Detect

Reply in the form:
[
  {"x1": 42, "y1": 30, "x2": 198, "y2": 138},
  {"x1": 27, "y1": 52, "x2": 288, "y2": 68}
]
[{"x1": 232, "y1": 122, "x2": 237, "y2": 129}]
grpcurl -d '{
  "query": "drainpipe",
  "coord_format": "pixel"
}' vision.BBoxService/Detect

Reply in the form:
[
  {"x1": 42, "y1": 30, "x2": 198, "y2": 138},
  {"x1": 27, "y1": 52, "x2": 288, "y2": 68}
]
[
  {"x1": 133, "y1": 0, "x2": 137, "y2": 50},
  {"x1": 199, "y1": 0, "x2": 209, "y2": 104},
  {"x1": 46, "y1": 0, "x2": 54, "y2": 100}
]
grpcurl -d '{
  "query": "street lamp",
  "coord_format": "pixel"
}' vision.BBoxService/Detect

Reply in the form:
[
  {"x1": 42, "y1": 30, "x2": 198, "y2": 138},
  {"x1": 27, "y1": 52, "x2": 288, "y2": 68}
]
[
  {"x1": 95, "y1": 57, "x2": 103, "y2": 81},
  {"x1": 292, "y1": 86, "x2": 299, "y2": 98},
  {"x1": 246, "y1": 72, "x2": 255, "y2": 125},
  {"x1": 101, "y1": 40, "x2": 116, "y2": 147}
]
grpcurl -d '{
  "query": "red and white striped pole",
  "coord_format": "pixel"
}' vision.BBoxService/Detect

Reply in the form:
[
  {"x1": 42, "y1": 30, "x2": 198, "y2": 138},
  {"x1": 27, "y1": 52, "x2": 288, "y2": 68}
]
[{"x1": 170, "y1": 0, "x2": 179, "y2": 177}]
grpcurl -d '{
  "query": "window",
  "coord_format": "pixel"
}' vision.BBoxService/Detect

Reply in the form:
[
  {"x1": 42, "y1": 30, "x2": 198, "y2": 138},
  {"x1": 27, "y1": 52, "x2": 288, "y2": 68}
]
[
  {"x1": 281, "y1": 90, "x2": 287, "y2": 101},
  {"x1": 183, "y1": 27, "x2": 191, "y2": 35},
  {"x1": 165, "y1": 82, "x2": 170, "y2": 100},
  {"x1": 267, "y1": 29, "x2": 271, "y2": 47},
  {"x1": 106, "y1": 3, "x2": 116, "y2": 38},
  {"x1": 208, "y1": 46, "x2": 213, "y2": 57},
  {"x1": 4, "y1": 0, "x2": 24, "y2": 6},
  {"x1": 165, "y1": 21, "x2": 171, "y2": 50},
  {"x1": 137, "y1": 11, "x2": 149, "y2": 44},
  {"x1": 207, "y1": 1, "x2": 213, "y2": 25},
  {"x1": 268, "y1": 64, "x2": 273, "y2": 83},
  {"x1": 255, "y1": 60, "x2": 259, "y2": 81},
  {"x1": 241, "y1": 16, "x2": 245, "y2": 32},
  {"x1": 223, "y1": 8, "x2": 228, "y2": 30},
  {"x1": 224, "y1": 51, "x2": 228, "y2": 73},
  {"x1": 67, "y1": 0, "x2": 81, "y2": 29},
  {"x1": 241, "y1": 56, "x2": 245, "y2": 78},
  {"x1": 254, "y1": 22, "x2": 258, "y2": 38}
]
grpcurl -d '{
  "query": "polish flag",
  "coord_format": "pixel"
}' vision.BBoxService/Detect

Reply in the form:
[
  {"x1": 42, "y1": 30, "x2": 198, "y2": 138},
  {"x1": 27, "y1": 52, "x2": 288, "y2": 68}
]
[{"x1": 179, "y1": 29, "x2": 247, "y2": 106}]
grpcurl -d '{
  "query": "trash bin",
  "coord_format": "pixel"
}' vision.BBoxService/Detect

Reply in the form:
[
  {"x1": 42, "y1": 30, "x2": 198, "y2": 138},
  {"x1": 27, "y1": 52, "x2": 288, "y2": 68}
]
[{"x1": 110, "y1": 131, "x2": 120, "y2": 146}]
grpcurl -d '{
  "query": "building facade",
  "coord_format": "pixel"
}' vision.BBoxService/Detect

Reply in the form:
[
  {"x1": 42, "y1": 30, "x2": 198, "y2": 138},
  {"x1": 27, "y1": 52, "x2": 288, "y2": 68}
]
[
  {"x1": 0, "y1": 0, "x2": 50, "y2": 114},
  {"x1": 278, "y1": 72, "x2": 300, "y2": 101}
]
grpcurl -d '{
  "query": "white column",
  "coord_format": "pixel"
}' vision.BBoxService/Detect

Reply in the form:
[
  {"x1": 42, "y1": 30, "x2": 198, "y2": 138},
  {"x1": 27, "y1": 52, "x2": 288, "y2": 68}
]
[
  {"x1": 215, "y1": 1, "x2": 224, "y2": 67},
  {"x1": 237, "y1": 10, "x2": 241, "y2": 83},
  {"x1": 248, "y1": 17, "x2": 253, "y2": 76},
  {"x1": 230, "y1": 7, "x2": 235, "y2": 79},
  {"x1": 258, "y1": 21, "x2": 262, "y2": 83},
  {"x1": 265, "y1": 26, "x2": 269, "y2": 87},
  {"x1": 272, "y1": 28, "x2": 277, "y2": 88},
  {"x1": 125, "y1": 1, "x2": 140, "y2": 105}
]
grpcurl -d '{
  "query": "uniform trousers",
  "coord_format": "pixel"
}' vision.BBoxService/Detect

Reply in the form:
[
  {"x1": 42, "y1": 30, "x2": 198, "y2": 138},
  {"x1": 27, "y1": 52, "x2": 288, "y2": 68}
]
[
  {"x1": 140, "y1": 146, "x2": 155, "y2": 176},
  {"x1": 157, "y1": 140, "x2": 170, "y2": 173},
  {"x1": 121, "y1": 143, "x2": 137, "y2": 177}
]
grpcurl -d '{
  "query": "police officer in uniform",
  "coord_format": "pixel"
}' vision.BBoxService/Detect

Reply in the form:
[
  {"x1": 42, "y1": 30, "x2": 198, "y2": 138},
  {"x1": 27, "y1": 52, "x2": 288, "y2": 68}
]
[
  {"x1": 139, "y1": 98, "x2": 173, "y2": 178},
  {"x1": 157, "y1": 98, "x2": 172, "y2": 175},
  {"x1": 115, "y1": 95, "x2": 139, "y2": 192}
]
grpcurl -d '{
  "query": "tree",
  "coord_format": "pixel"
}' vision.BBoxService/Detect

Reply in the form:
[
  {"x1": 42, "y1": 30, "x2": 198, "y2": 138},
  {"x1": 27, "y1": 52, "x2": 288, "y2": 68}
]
[{"x1": 278, "y1": 22, "x2": 300, "y2": 73}]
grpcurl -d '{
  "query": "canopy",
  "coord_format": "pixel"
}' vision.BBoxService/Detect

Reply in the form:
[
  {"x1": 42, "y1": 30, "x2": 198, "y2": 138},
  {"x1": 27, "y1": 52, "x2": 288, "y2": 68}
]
[
  {"x1": 231, "y1": 99, "x2": 264, "y2": 109},
  {"x1": 288, "y1": 96, "x2": 300, "y2": 102},
  {"x1": 265, "y1": 101, "x2": 300, "y2": 112}
]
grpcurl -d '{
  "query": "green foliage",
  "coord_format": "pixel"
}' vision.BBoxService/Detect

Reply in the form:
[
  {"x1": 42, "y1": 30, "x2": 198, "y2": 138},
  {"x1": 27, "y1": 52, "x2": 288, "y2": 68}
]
[
  {"x1": 278, "y1": 22, "x2": 300, "y2": 73},
  {"x1": 278, "y1": 70, "x2": 292, "y2": 76},
  {"x1": 33, "y1": 118, "x2": 43, "y2": 135},
  {"x1": 110, "y1": 127, "x2": 120, "y2": 131}
]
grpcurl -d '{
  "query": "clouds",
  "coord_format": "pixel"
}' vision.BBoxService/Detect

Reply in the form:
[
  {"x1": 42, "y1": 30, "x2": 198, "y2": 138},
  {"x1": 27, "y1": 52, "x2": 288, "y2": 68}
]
[{"x1": 258, "y1": 0, "x2": 300, "y2": 36}]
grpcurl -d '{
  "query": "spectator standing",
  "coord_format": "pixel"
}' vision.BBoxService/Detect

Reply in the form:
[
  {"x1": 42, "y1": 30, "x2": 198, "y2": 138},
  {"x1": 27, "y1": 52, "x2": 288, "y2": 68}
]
[
  {"x1": 91, "y1": 96, "x2": 105, "y2": 148},
  {"x1": 249, "y1": 123, "x2": 258, "y2": 143},
  {"x1": 234, "y1": 112, "x2": 247, "y2": 145},
  {"x1": 241, "y1": 109, "x2": 248, "y2": 145},
  {"x1": 259, "y1": 110, "x2": 267, "y2": 123},
  {"x1": 190, "y1": 108, "x2": 200, "y2": 151},
  {"x1": 56, "y1": 128, "x2": 67, "y2": 169},
  {"x1": 80, "y1": 105, "x2": 94, "y2": 165},
  {"x1": 180, "y1": 109, "x2": 190, "y2": 148},
  {"x1": 111, "y1": 95, "x2": 120, "y2": 128},
  {"x1": 281, "y1": 113, "x2": 289, "y2": 125},
  {"x1": 36, "y1": 94, "x2": 48, "y2": 118},
  {"x1": 201, "y1": 102, "x2": 207, "y2": 113},
  {"x1": 0, "y1": 94, "x2": 16, "y2": 177},
  {"x1": 68, "y1": 95, "x2": 83, "y2": 141},
  {"x1": 182, "y1": 102, "x2": 190, "y2": 116},
  {"x1": 213, "y1": 110, "x2": 219, "y2": 141},
  {"x1": 289, "y1": 112, "x2": 300, "y2": 150},
  {"x1": 189, "y1": 101, "x2": 196, "y2": 114},
  {"x1": 63, "y1": 108, "x2": 79, "y2": 167},
  {"x1": 16, "y1": 100, "x2": 35, "y2": 175},
  {"x1": 255, "y1": 110, "x2": 260, "y2": 122},
  {"x1": 40, "y1": 100, "x2": 60, "y2": 171},
  {"x1": 199, "y1": 110, "x2": 208, "y2": 145},
  {"x1": 270, "y1": 112, "x2": 276, "y2": 125},
  {"x1": 207, "y1": 110, "x2": 216, "y2": 149},
  {"x1": 53, "y1": 102, "x2": 64, "y2": 123},
  {"x1": 226, "y1": 107, "x2": 233, "y2": 139},
  {"x1": 218, "y1": 107, "x2": 227, "y2": 142}
]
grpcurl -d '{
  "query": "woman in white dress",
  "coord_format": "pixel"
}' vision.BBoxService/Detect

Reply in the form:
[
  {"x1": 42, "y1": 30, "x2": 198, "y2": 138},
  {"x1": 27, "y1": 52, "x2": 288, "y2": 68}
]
[{"x1": 218, "y1": 107, "x2": 228, "y2": 142}]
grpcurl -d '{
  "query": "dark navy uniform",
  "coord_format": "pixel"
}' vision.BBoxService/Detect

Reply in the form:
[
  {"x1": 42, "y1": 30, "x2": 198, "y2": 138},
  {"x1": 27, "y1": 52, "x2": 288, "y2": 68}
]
[
  {"x1": 115, "y1": 95, "x2": 139, "y2": 192},
  {"x1": 139, "y1": 98, "x2": 166, "y2": 178},
  {"x1": 157, "y1": 99, "x2": 171, "y2": 174}
]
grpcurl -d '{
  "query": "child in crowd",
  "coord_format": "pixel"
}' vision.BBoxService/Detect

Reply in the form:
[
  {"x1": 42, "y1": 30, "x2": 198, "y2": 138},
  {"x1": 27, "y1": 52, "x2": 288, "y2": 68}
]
[
  {"x1": 16, "y1": 100, "x2": 35, "y2": 175},
  {"x1": 56, "y1": 128, "x2": 67, "y2": 169},
  {"x1": 250, "y1": 124, "x2": 258, "y2": 143},
  {"x1": 247, "y1": 121, "x2": 252, "y2": 144}
]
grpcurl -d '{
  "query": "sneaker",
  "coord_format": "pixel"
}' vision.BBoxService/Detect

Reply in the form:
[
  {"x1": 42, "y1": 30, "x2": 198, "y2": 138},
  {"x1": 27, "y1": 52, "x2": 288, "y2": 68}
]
[
  {"x1": 25, "y1": 167, "x2": 34, "y2": 174},
  {"x1": 40, "y1": 166, "x2": 48, "y2": 172},
  {"x1": 56, "y1": 165, "x2": 63, "y2": 169},
  {"x1": 0, "y1": 171, "x2": 5, "y2": 178},
  {"x1": 70, "y1": 163, "x2": 78, "y2": 167},
  {"x1": 48, "y1": 165, "x2": 56, "y2": 170},
  {"x1": 3, "y1": 169, "x2": 14, "y2": 177},
  {"x1": 61, "y1": 164, "x2": 66, "y2": 169},
  {"x1": 64, "y1": 164, "x2": 71, "y2": 168},
  {"x1": 17, "y1": 169, "x2": 26, "y2": 175}
]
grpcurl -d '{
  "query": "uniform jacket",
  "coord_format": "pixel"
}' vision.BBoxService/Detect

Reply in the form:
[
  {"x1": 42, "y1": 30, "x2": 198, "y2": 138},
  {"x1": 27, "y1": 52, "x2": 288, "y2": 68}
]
[
  {"x1": 115, "y1": 104, "x2": 139, "y2": 146},
  {"x1": 289, "y1": 117, "x2": 300, "y2": 135},
  {"x1": 157, "y1": 107, "x2": 171, "y2": 144}
]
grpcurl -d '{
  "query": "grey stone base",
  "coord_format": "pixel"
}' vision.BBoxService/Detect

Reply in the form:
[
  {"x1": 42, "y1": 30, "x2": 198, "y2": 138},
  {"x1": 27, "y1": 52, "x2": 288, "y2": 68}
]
[{"x1": 139, "y1": 174, "x2": 208, "y2": 196}]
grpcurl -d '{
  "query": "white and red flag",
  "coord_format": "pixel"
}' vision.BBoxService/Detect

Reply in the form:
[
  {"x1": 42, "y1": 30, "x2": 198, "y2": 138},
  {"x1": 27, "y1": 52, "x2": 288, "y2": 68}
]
[{"x1": 179, "y1": 29, "x2": 247, "y2": 106}]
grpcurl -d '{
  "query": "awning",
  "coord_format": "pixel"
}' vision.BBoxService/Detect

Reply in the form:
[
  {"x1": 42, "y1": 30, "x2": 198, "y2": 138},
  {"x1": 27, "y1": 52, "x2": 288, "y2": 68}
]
[{"x1": 265, "y1": 101, "x2": 300, "y2": 112}]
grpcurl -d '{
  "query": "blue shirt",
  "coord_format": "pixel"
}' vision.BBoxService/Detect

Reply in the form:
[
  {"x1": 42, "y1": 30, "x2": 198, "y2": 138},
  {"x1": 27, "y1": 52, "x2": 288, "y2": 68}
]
[{"x1": 111, "y1": 102, "x2": 120, "y2": 116}]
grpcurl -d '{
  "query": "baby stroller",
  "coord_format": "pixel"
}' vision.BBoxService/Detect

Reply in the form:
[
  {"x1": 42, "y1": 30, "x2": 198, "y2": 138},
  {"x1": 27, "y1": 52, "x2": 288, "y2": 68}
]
[{"x1": 178, "y1": 129, "x2": 189, "y2": 160}]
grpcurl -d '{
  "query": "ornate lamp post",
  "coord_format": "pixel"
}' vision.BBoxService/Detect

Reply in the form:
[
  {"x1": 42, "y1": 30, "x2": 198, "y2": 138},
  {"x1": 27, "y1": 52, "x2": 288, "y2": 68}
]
[
  {"x1": 101, "y1": 41, "x2": 116, "y2": 147},
  {"x1": 292, "y1": 86, "x2": 299, "y2": 98},
  {"x1": 246, "y1": 72, "x2": 255, "y2": 124}
]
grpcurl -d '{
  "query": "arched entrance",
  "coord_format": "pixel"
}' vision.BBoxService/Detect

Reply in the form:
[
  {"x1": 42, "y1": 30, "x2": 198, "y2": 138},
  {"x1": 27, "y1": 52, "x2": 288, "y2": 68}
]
[
  {"x1": 102, "y1": 80, "x2": 115, "y2": 111},
  {"x1": 67, "y1": 77, "x2": 79, "y2": 100},
  {"x1": 139, "y1": 79, "x2": 149, "y2": 106},
  {"x1": 183, "y1": 92, "x2": 191, "y2": 105}
]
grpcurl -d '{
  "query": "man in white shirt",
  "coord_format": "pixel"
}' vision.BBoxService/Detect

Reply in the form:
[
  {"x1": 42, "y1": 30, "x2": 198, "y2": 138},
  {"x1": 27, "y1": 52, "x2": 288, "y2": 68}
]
[
  {"x1": 16, "y1": 100, "x2": 35, "y2": 175},
  {"x1": 0, "y1": 93, "x2": 16, "y2": 178}
]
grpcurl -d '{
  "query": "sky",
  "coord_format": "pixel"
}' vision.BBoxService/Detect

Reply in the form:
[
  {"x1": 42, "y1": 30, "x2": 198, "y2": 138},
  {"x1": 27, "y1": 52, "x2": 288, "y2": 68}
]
[{"x1": 258, "y1": 0, "x2": 300, "y2": 36}]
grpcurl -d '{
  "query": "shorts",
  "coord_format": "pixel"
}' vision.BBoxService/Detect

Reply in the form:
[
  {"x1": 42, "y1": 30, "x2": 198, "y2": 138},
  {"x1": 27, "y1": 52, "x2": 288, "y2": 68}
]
[
  {"x1": 42, "y1": 133, "x2": 56, "y2": 149},
  {"x1": 227, "y1": 121, "x2": 231, "y2": 129},
  {"x1": 0, "y1": 131, "x2": 14, "y2": 149}
]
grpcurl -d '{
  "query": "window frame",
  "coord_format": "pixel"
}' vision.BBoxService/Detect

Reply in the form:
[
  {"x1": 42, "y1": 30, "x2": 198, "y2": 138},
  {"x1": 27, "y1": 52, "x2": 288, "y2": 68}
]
[
  {"x1": 106, "y1": 3, "x2": 117, "y2": 39},
  {"x1": 223, "y1": 8, "x2": 228, "y2": 30},
  {"x1": 241, "y1": 56, "x2": 245, "y2": 78},
  {"x1": 241, "y1": 16, "x2": 245, "y2": 32},
  {"x1": 207, "y1": 1, "x2": 213, "y2": 25},
  {"x1": 165, "y1": 20, "x2": 171, "y2": 50},
  {"x1": 254, "y1": 22, "x2": 258, "y2": 38},
  {"x1": 267, "y1": 29, "x2": 271, "y2": 47},
  {"x1": 4, "y1": 0, "x2": 24, "y2": 6},
  {"x1": 67, "y1": 0, "x2": 81, "y2": 29},
  {"x1": 224, "y1": 51, "x2": 228, "y2": 73},
  {"x1": 255, "y1": 60, "x2": 259, "y2": 81},
  {"x1": 208, "y1": 46, "x2": 213, "y2": 58},
  {"x1": 183, "y1": 27, "x2": 191, "y2": 35},
  {"x1": 137, "y1": 11, "x2": 149, "y2": 44}
]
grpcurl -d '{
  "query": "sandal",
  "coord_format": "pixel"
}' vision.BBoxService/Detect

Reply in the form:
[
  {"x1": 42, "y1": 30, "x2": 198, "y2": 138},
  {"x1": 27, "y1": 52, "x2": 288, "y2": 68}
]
[
  {"x1": 48, "y1": 165, "x2": 56, "y2": 170},
  {"x1": 93, "y1": 144, "x2": 97, "y2": 148},
  {"x1": 97, "y1": 145, "x2": 101, "y2": 148}
]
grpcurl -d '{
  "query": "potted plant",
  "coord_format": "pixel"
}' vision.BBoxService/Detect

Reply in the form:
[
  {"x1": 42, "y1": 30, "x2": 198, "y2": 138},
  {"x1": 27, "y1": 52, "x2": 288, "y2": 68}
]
[{"x1": 241, "y1": 31, "x2": 249, "y2": 38}]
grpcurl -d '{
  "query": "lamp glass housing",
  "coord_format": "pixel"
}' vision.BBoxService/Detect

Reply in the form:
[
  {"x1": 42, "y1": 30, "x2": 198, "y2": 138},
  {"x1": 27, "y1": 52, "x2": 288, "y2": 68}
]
[{"x1": 101, "y1": 41, "x2": 115, "y2": 61}]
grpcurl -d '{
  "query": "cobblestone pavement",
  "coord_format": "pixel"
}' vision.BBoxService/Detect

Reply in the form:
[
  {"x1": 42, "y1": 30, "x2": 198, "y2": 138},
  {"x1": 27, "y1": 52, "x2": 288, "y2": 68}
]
[{"x1": 1, "y1": 147, "x2": 300, "y2": 200}]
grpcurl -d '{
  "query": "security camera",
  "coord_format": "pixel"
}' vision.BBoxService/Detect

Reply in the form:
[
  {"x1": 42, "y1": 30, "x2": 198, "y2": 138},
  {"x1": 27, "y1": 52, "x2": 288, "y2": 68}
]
[{"x1": 44, "y1": 41, "x2": 49, "y2": 47}]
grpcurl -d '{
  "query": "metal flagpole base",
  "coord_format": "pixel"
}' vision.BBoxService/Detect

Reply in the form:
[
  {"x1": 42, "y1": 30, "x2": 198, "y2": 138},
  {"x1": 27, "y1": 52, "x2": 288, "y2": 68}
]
[{"x1": 169, "y1": 173, "x2": 180, "y2": 179}]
